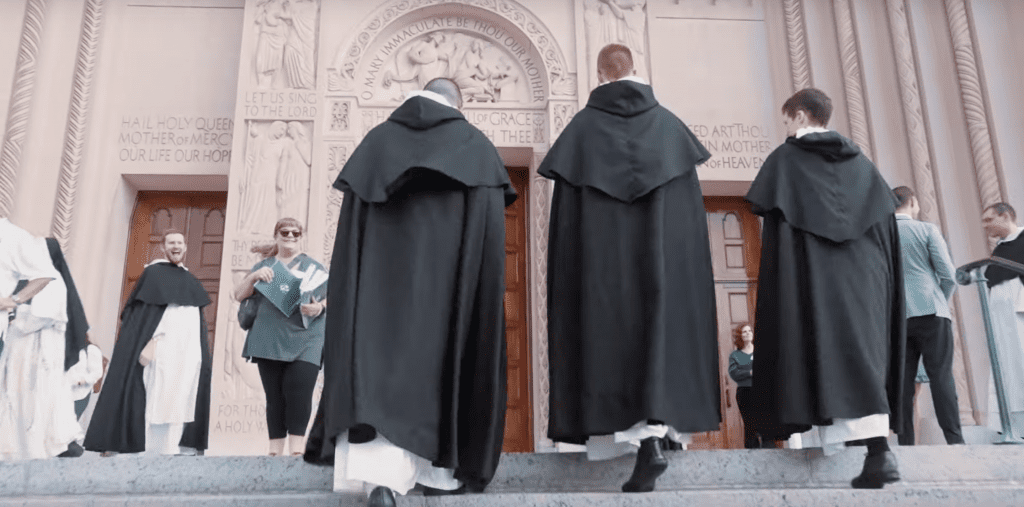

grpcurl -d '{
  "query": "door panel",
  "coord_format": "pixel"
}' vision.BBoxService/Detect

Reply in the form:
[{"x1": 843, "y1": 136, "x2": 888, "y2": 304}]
[
  {"x1": 503, "y1": 168, "x2": 533, "y2": 452},
  {"x1": 688, "y1": 197, "x2": 761, "y2": 450}
]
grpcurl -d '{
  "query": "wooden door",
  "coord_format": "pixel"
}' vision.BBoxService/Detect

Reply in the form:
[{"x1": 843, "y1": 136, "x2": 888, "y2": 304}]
[
  {"x1": 120, "y1": 191, "x2": 227, "y2": 353},
  {"x1": 502, "y1": 168, "x2": 533, "y2": 452},
  {"x1": 688, "y1": 197, "x2": 761, "y2": 450}
]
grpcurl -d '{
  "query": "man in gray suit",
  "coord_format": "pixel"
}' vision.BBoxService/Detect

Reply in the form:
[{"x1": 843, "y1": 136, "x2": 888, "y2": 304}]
[{"x1": 893, "y1": 186, "x2": 964, "y2": 445}]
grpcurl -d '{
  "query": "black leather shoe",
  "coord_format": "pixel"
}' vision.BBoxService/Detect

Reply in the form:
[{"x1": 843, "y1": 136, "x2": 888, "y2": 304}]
[
  {"x1": 622, "y1": 436, "x2": 669, "y2": 493},
  {"x1": 851, "y1": 451, "x2": 900, "y2": 489},
  {"x1": 58, "y1": 442, "x2": 84, "y2": 458},
  {"x1": 422, "y1": 485, "x2": 466, "y2": 496},
  {"x1": 368, "y1": 486, "x2": 396, "y2": 507}
]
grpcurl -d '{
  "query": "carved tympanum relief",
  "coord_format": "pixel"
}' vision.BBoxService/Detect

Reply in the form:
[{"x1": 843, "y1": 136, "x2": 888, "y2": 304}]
[
  {"x1": 327, "y1": 0, "x2": 575, "y2": 100},
  {"x1": 254, "y1": 0, "x2": 319, "y2": 90},
  {"x1": 237, "y1": 120, "x2": 313, "y2": 236},
  {"x1": 582, "y1": 0, "x2": 647, "y2": 91},
  {"x1": 372, "y1": 31, "x2": 526, "y2": 104}
]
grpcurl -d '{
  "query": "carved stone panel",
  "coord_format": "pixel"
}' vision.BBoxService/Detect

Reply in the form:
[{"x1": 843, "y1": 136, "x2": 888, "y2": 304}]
[
  {"x1": 325, "y1": 98, "x2": 353, "y2": 136},
  {"x1": 236, "y1": 120, "x2": 313, "y2": 237},
  {"x1": 582, "y1": 0, "x2": 649, "y2": 92},
  {"x1": 648, "y1": 0, "x2": 775, "y2": 184},
  {"x1": 322, "y1": 142, "x2": 353, "y2": 266},
  {"x1": 253, "y1": 0, "x2": 320, "y2": 90}
]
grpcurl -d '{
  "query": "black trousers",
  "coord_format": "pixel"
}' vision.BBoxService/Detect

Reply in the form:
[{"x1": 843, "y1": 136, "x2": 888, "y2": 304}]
[
  {"x1": 255, "y1": 358, "x2": 321, "y2": 439},
  {"x1": 899, "y1": 315, "x2": 965, "y2": 445},
  {"x1": 735, "y1": 386, "x2": 770, "y2": 449}
]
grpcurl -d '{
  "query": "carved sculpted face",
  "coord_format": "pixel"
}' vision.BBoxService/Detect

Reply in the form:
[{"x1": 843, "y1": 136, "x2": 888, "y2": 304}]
[{"x1": 162, "y1": 233, "x2": 187, "y2": 265}]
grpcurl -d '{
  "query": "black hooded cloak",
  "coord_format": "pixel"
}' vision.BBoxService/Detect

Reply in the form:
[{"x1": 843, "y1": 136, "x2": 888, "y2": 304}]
[
  {"x1": 305, "y1": 96, "x2": 515, "y2": 492},
  {"x1": 83, "y1": 261, "x2": 212, "y2": 453},
  {"x1": 540, "y1": 80, "x2": 721, "y2": 443},
  {"x1": 745, "y1": 131, "x2": 905, "y2": 440}
]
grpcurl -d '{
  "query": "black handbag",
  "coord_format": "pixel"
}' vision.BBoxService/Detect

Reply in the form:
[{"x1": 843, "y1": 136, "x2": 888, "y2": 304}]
[{"x1": 237, "y1": 293, "x2": 260, "y2": 331}]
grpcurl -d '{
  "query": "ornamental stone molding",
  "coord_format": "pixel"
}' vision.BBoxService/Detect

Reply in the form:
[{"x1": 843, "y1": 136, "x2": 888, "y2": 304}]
[
  {"x1": 832, "y1": 0, "x2": 873, "y2": 161},
  {"x1": 944, "y1": 0, "x2": 1003, "y2": 209},
  {"x1": 0, "y1": 0, "x2": 46, "y2": 218},
  {"x1": 52, "y1": 0, "x2": 106, "y2": 254},
  {"x1": 326, "y1": 0, "x2": 576, "y2": 104},
  {"x1": 782, "y1": 0, "x2": 811, "y2": 91}
]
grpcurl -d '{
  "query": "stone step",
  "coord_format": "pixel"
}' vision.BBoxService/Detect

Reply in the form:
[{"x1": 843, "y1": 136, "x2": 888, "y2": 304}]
[
  {"x1": 3, "y1": 485, "x2": 1024, "y2": 507},
  {"x1": 0, "y1": 446, "x2": 1020, "y2": 505}
]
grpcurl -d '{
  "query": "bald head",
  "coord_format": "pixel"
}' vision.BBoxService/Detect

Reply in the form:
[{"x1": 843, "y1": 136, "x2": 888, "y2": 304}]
[
  {"x1": 424, "y1": 77, "x2": 463, "y2": 109},
  {"x1": 597, "y1": 44, "x2": 634, "y2": 83}
]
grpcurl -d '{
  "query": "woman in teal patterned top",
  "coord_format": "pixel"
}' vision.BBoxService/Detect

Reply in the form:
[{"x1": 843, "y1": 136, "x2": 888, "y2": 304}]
[{"x1": 233, "y1": 218, "x2": 327, "y2": 456}]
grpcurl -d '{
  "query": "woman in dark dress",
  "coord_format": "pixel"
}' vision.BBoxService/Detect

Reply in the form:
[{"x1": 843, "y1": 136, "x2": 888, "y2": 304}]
[
  {"x1": 728, "y1": 323, "x2": 769, "y2": 449},
  {"x1": 233, "y1": 218, "x2": 327, "y2": 456}
]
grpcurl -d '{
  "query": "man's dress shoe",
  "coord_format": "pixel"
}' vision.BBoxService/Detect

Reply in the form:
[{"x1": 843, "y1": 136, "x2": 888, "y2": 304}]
[
  {"x1": 58, "y1": 442, "x2": 84, "y2": 458},
  {"x1": 851, "y1": 451, "x2": 900, "y2": 489},
  {"x1": 368, "y1": 486, "x2": 397, "y2": 507},
  {"x1": 622, "y1": 436, "x2": 669, "y2": 493}
]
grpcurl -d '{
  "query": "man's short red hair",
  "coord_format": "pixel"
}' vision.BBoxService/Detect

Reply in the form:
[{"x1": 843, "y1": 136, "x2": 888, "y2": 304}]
[{"x1": 598, "y1": 44, "x2": 634, "y2": 82}]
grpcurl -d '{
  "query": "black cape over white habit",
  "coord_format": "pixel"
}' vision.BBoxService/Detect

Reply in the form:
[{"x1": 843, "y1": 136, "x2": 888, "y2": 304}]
[
  {"x1": 540, "y1": 80, "x2": 720, "y2": 443},
  {"x1": 10, "y1": 238, "x2": 89, "y2": 371},
  {"x1": 83, "y1": 261, "x2": 212, "y2": 453},
  {"x1": 305, "y1": 97, "x2": 515, "y2": 492},
  {"x1": 746, "y1": 132, "x2": 906, "y2": 440},
  {"x1": 989, "y1": 233, "x2": 1024, "y2": 288}
]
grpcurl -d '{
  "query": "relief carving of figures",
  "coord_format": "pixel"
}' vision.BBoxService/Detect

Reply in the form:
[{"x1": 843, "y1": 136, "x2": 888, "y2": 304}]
[
  {"x1": 380, "y1": 31, "x2": 523, "y2": 103},
  {"x1": 282, "y1": 0, "x2": 318, "y2": 89},
  {"x1": 583, "y1": 0, "x2": 648, "y2": 91},
  {"x1": 277, "y1": 121, "x2": 312, "y2": 224},
  {"x1": 255, "y1": 0, "x2": 319, "y2": 90},
  {"x1": 238, "y1": 121, "x2": 287, "y2": 235},
  {"x1": 220, "y1": 271, "x2": 264, "y2": 400}
]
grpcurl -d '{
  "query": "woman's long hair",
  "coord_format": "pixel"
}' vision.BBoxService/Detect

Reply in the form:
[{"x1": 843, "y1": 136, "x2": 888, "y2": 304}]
[
  {"x1": 733, "y1": 322, "x2": 752, "y2": 350},
  {"x1": 250, "y1": 217, "x2": 304, "y2": 259}
]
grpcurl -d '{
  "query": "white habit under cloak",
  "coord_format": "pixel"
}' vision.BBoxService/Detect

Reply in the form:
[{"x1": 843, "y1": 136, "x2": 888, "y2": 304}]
[
  {"x1": 0, "y1": 222, "x2": 82, "y2": 460},
  {"x1": 142, "y1": 259, "x2": 203, "y2": 455},
  {"x1": 985, "y1": 225, "x2": 1024, "y2": 436}
]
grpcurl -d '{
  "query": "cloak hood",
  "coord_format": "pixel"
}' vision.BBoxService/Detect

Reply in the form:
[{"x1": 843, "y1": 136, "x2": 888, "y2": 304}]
[
  {"x1": 336, "y1": 97, "x2": 516, "y2": 205},
  {"x1": 587, "y1": 79, "x2": 659, "y2": 117},
  {"x1": 788, "y1": 131, "x2": 863, "y2": 162},
  {"x1": 538, "y1": 80, "x2": 710, "y2": 203},
  {"x1": 746, "y1": 131, "x2": 895, "y2": 243},
  {"x1": 126, "y1": 261, "x2": 211, "y2": 311}
]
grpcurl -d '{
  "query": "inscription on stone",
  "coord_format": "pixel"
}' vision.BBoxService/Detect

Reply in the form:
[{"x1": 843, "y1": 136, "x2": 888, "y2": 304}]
[
  {"x1": 230, "y1": 239, "x2": 268, "y2": 269},
  {"x1": 213, "y1": 403, "x2": 266, "y2": 434},
  {"x1": 691, "y1": 122, "x2": 771, "y2": 170},
  {"x1": 467, "y1": 109, "x2": 547, "y2": 145},
  {"x1": 243, "y1": 90, "x2": 318, "y2": 119},
  {"x1": 118, "y1": 115, "x2": 233, "y2": 163}
]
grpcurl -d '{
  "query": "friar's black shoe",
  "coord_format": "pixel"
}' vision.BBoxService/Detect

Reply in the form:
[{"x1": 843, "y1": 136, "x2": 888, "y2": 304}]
[
  {"x1": 368, "y1": 486, "x2": 397, "y2": 507},
  {"x1": 851, "y1": 451, "x2": 900, "y2": 489},
  {"x1": 622, "y1": 436, "x2": 669, "y2": 493},
  {"x1": 422, "y1": 485, "x2": 466, "y2": 496},
  {"x1": 57, "y1": 442, "x2": 84, "y2": 458}
]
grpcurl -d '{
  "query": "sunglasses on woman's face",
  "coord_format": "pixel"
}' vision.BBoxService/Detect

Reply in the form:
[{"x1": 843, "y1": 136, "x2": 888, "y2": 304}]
[{"x1": 278, "y1": 230, "x2": 302, "y2": 238}]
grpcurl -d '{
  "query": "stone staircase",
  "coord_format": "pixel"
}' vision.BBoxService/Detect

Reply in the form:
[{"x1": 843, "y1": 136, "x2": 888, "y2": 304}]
[{"x1": 1, "y1": 445, "x2": 1022, "y2": 506}]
